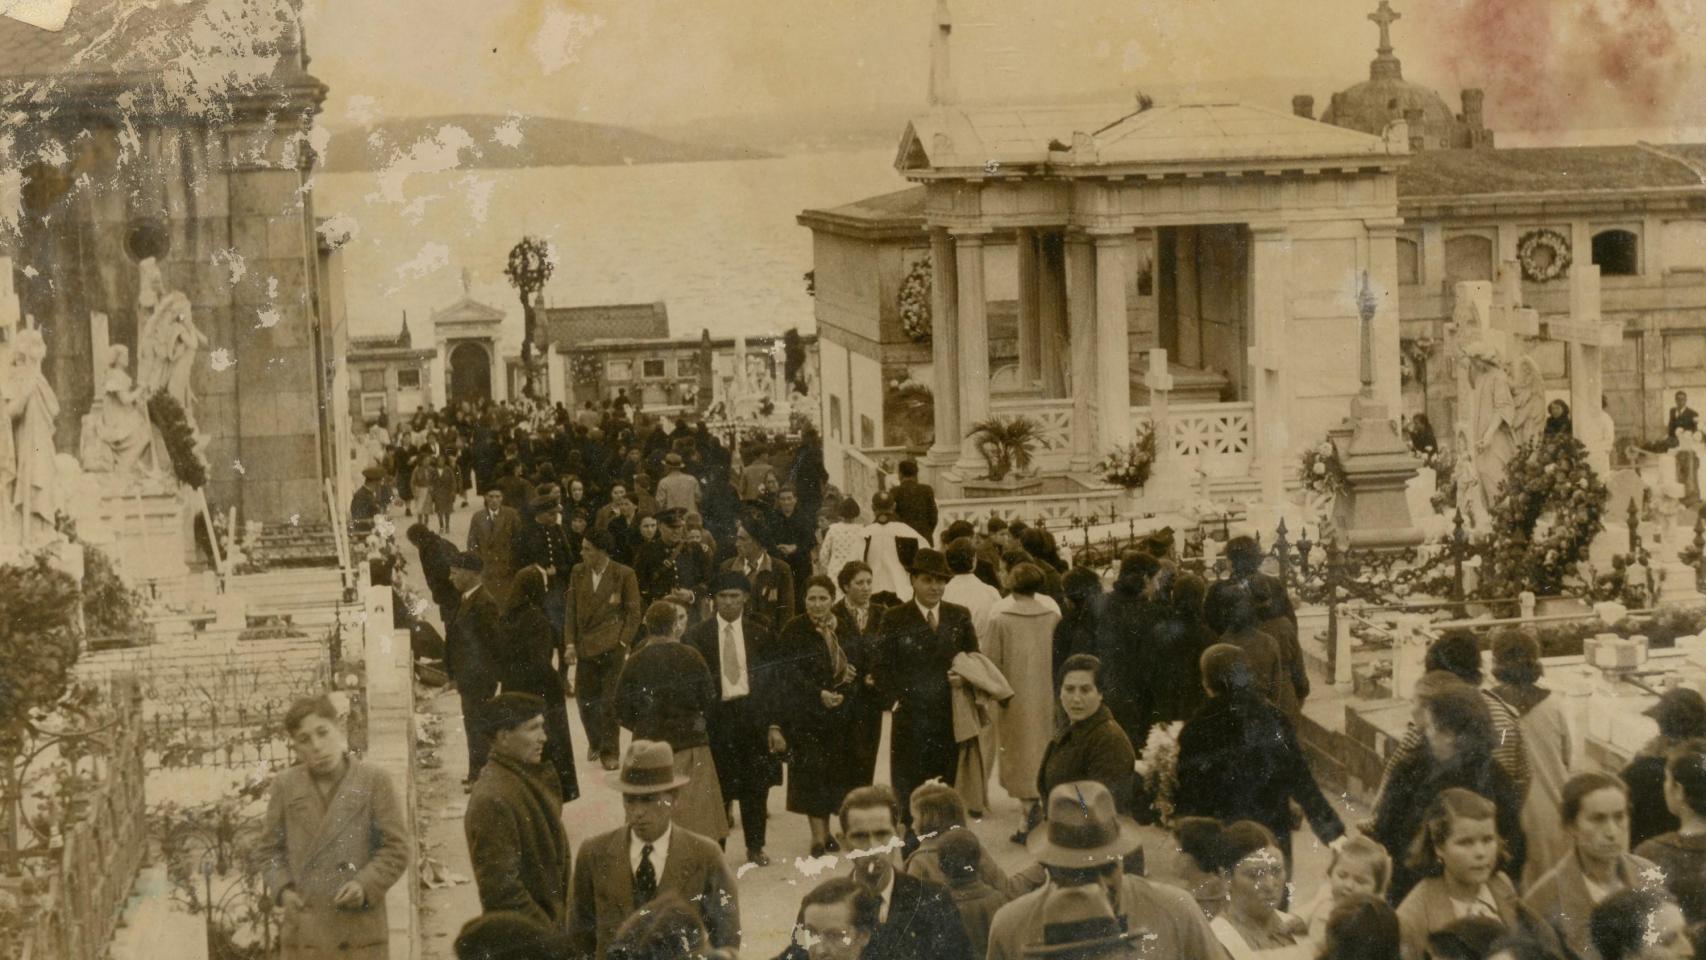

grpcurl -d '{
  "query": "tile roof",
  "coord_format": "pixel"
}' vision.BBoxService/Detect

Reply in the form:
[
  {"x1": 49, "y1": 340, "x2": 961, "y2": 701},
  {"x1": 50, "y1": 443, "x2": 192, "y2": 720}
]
[
  {"x1": 1397, "y1": 144, "x2": 1706, "y2": 198},
  {"x1": 543, "y1": 303, "x2": 670, "y2": 348}
]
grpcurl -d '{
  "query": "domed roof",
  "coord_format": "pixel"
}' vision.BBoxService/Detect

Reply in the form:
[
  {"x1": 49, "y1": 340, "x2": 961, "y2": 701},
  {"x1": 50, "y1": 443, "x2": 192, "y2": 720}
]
[{"x1": 1320, "y1": 2, "x2": 1465, "y2": 151}]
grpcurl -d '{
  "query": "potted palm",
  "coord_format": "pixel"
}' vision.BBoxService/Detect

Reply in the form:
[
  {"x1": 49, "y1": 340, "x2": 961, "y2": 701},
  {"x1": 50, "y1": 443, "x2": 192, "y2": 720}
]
[{"x1": 962, "y1": 416, "x2": 1044, "y2": 496}]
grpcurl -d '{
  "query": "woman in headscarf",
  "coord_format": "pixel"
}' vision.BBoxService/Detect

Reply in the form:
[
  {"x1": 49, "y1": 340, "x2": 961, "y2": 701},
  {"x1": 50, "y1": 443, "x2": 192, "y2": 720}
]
[
  {"x1": 781, "y1": 575, "x2": 862, "y2": 856},
  {"x1": 1544, "y1": 399, "x2": 1573, "y2": 439},
  {"x1": 499, "y1": 568, "x2": 579, "y2": 801}
]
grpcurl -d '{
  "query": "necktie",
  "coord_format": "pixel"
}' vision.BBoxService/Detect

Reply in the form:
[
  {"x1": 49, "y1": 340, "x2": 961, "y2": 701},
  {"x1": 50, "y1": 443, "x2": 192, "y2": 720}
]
[
  {"x1": 635, "y1": 843, "x2": 658, "y2": 905},
  {"x1": 721, "y1": 623, "x2": 741, "y2": 689},
  {"x1": 926, "y1": 607, "x2": 937, "y2": 630}
]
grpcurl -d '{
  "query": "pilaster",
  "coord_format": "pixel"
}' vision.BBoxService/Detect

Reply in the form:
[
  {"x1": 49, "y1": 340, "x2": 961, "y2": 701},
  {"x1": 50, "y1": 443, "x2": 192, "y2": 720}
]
[
  {"x1": 1092, "y1": 230, "x2": 1134, "y2": 455},
  {"x1": 1065, "y1": 233, "x2": 1097, "y2": 472},
  {"x1": 927, "y1": 229, "x2": 962, "y2": 467},
  {"x1": 952, "y1": 230, "x2": 993, "y2": 477}
]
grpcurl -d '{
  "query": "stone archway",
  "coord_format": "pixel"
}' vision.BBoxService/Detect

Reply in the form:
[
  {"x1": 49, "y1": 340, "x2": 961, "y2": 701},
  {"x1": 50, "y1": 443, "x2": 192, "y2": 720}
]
[{"x1": 449, "y1": 341, "x2": 492, "y2": 407}]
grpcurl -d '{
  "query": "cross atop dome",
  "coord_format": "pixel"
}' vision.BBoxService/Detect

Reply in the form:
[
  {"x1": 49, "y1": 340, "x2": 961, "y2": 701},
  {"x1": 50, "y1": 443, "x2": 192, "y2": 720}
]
[{"x1": 1366, "y1": 0, "x2": 1404, "y2": 80}]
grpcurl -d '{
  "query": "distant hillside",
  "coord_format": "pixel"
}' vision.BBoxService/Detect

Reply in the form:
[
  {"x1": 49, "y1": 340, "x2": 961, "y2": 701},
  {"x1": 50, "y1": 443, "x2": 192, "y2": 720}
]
[{"x1": 319, "y1": 113, "x2": 776, "y2": 172}]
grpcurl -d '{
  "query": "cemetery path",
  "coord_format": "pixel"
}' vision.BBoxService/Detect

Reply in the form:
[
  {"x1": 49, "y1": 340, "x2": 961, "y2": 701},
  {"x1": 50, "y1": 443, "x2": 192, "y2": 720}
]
[{"x1": 403, "y1": 499, "x2": 1357, "y2": 958}]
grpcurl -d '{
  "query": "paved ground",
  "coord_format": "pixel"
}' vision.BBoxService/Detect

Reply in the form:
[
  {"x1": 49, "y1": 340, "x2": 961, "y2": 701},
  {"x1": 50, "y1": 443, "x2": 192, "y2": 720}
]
[{"x1": 403, "y1": 497, "x2": 1370, "y2": 959}]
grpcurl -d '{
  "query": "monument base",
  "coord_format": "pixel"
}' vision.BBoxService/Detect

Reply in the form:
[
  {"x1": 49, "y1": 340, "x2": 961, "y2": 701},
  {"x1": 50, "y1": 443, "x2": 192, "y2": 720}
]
[
  {"x1": 90, "y1": 488, "x2": 190, "y2": 583},
  {"x1": 1335, "y1": 397, "x2": 1424, "y2": 549}
]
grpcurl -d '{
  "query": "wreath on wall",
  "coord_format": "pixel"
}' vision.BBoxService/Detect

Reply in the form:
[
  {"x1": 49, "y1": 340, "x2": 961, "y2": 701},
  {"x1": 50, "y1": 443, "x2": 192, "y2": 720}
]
[
  {"x1": 1480, "y1": 433, "x2": 1608, "y2": 598},
  {"x1": 147, "y1": 390, "x2": 207, "y2": 489},
  {"x1": 1517, "y1": 228, "x2": 1572, "y2": 283},
  {"x1": 569, "y1": 353, "x2": 602, "y2": 384},
  {"x1": 898, "y1": 255, "x2": 932, "y2": 343}
]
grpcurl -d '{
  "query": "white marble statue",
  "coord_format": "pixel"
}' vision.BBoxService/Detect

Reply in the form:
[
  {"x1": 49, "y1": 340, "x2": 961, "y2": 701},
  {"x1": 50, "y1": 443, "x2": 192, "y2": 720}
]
[
  {"x1": 4, "y1": 329, "x2": 61, "y2": 546},
  {"x1": 137, "y1": 257, "x2": 205, "y2": 429},
  {"x1": 91, "y1": 344, "x2": 157, "y2": 478},
  {"x1": 1510, "y1": 352, "x2": 1546, "y2": 449},
  {"x1": 1459, "y1": 339, "x2": 1518, "y2": 527}
]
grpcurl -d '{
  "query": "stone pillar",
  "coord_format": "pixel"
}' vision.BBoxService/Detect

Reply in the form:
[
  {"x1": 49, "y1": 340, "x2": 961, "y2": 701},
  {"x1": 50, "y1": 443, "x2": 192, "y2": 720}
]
[
  {"x1": 1366, "y1": 218, "x2": 1405, "y2": 414},
  {"x1": 545, "y1": 348, "x2": 566, "y2": 405},
  {"x1": 429, "y1": 346, "x2": 447, "y2": 408},
  {"x1": 1038, "y1": 231, "x2": 1068, "y2": 398},
  {"x1": 490, "y1": 341, "x2": 507, "y2": 402},
  {"x1": 1093, "y1": 231, "x2": 1134, "y2": 455},
  {"x1": 1016, "y1": 228, "x2": 1041, "y2": 390},
  {"x1": 952, "y1": 230, "x2": 993, "y2": 477},
  {"x1": 1066, "y1": 233, "x2": 1097, "y2": 471},
  {"x1": 927, "y1": 229, "x2": 962, "y2": 467},
  {"x1": 1248, "y1": 224, "x2": 1291, "y2": 510}
]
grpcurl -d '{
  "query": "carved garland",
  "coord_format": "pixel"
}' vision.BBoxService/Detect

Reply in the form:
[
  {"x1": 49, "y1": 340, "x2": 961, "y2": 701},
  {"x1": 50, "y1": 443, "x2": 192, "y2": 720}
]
[
  {"x1": 897, "y1": 255, "x2": 932, "y2": 343},
  {"x1": 1517, "y1": 228, "x2": 1572, "y2": 283}
]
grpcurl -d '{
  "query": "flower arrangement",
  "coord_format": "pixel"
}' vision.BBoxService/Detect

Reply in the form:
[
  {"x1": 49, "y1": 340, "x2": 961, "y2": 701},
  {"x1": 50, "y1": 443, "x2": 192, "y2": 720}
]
[
  {"x1": 1299, "y1": 439, "x2": 1349, "y2": 501},
  {"x1": 147, "y1": 390, "x2": 207, "y2": 489},
  {"x1": 1517, "y1": 228, "x2": 1572, "y2": 283},
  {"x1": 897, "y1": 255, "x2": 932, "y2": 343},
  {"x1": 966, "y1": 416, "x2": 1040, "y2": 482},
  {"x1": 569, "y1": 353, "x2": 603, "y2": 384},
  {"x1": 1096, "y1": 423, "x2": 1157, "y2": 490},
  {"x1": 1137, "y1": 721, "x2": 1184, "y2": 827},
  {"x1": 1481, "y1": 434, "x2": 1608, "y2": 598}
]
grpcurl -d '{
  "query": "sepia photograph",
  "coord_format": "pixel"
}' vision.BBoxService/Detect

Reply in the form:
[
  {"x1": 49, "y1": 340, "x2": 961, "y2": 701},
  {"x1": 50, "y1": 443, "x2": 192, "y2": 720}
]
[{"x1": 1, "y1": 1, "x2": 1706, "y2": 958}]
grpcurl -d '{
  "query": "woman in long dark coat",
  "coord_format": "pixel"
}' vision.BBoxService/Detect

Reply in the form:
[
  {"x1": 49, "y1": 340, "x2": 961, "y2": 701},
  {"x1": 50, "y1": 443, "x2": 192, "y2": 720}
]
[
  {"x1": 832, "y1": 561, "x2": 887, "y2": 788},
  {"x1": 1146, "y1": 572, "x2": 1214, "y2": 728},
  {"x1": 781, "y1": 575, "x2": 861, "y2": 856},
  {"x1": 499, "y1": 568, "x2": 579, "y2": 801}
]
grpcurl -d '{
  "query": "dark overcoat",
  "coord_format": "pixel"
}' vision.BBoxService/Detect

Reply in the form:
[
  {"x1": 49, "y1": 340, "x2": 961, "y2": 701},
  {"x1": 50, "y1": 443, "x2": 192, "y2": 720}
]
[{"x1": 465, "y1": 753, "x2": 572, "y2": 929}]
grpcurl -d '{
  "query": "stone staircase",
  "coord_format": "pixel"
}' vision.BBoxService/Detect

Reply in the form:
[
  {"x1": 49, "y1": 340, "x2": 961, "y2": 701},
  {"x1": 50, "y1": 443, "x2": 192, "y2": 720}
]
[{"x1": 250, "y1": 521, "x2": 342, "y2": 568}]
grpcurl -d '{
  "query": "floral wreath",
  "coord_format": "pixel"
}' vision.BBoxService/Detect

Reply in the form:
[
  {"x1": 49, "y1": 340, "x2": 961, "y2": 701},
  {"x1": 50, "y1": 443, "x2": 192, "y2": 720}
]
[
  {"x1": 1482, "y1": 433, "x2": 1607, "y2": 598},
  {"x1": 1517, "y1": 228, "x2": 1572, "y2": 283},
  {"x1": 897, "y1": 255, "x2": 932, "y2": 343},
  {"x1": 1299, "y1": 438, "x2": 1348, "y2": 502},
  {"x1": 1095, "y1": 422, "x2": 1157, "y2": 490},
  {"x1": 569, "y1": 353, "x2": 602, "y2": 384}
]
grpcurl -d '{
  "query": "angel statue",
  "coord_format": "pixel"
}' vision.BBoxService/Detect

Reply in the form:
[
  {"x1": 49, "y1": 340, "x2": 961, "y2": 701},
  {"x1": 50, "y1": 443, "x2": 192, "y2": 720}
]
[
  {"x1": 3, "y1": 329, "x2": 61, "y2": 546},
  {"x1": 1510, "y1": 352, "x2": 1546, "y2": 449},
  {"x1": 137, "y1": 257, "x2": 206, "y2": 431},
  {"x1": 1460, "y1": 338, "x2": 1517, "y2": 526},
  {"x1": 90, "y1": 343, "x2": 157, "y2": 479}
]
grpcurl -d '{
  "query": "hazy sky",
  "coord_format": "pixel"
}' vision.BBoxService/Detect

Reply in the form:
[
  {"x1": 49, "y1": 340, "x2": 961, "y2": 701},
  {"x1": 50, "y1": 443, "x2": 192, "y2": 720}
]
[{"x1": 302, "y1": 0, "x2": 1704, "y2": 136}]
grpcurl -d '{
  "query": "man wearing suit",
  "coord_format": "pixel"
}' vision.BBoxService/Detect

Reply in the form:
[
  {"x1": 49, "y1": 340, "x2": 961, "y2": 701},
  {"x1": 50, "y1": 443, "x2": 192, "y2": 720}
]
[
  {"x1": 466, "y1": 693, "x2": 573, "y2": 930},
  {"x1": 874, "y1": 548, "x2": 978, "y2": 840},
  {"x1": 349, "y1": 466, "x2": 388, "y2": 527},
  {"x1": 566, "y1": 529, "x2": 643, "y2": 771},
  {"x1": 1670, "y1": 391, "x2": 1699, "y2": 443},
  {"x1": 724, "y1": 519, "x2": 795, "y2": 631},
  {"x1": 685, "y1": 570, "x2": 788, "y2": 866},
  {"x1": 774, "y1": 784, "x2": 972, "y2": 960},
  {"x1": 446, "y1": 552, "x2": 503, "y2": 785},
  {"x1": 467, "y1": 488, "x2": 521, "y2": 604},
  {"x1": 769, "y1": 484, "x2": 817, "y2": 605},
  {"x1": 569, "y1": 740, "x2": 740, "y2": 960},
  {"x1": 890, "y1": 459, "x2": 938, "y2": 543}
]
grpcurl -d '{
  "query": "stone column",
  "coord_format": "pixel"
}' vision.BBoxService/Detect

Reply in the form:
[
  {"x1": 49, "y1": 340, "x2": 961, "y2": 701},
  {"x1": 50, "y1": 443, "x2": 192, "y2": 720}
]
[
  {"x1": 1016, "y1": 228, "x2": 1042, "y2": 390},
  {"x1": 1093, "y1": 230, "x2": 1134, "y2": 455},
  {"x1": 490, "y1": 341, "x2": 507, "y2": 402},
  {"x1": 1366, "y1": 218, "x2": 1405, "y2": 414},
  {"x1": 1247, "y1": 223, "x2": 1291, "y2": 510},
  {"x1": 429, "y1": 346, "x2": 448, "y2": 408},
  {"x1": 1038, "y1": 232, "x2": 1068, "y2": 397},
  {"x1": 927, "y1": 229, "x2": 962, "y2": 468},
  {"x1": 1066, "y1": 232, "x2": 1097, "y2": 471},
  {"x1": 545, "y1": 348, "x2": 566, "y2": 405},
  {"x1": 952, "y1": 230, "x2": 993, "y2": 477}
]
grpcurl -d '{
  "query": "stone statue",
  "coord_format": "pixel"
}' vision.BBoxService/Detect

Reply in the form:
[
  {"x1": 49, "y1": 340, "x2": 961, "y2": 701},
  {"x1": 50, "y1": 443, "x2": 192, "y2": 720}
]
[
  {"x1": 1461, "y1": 338, "x2": 1518, "y2": 524},
  {"x1": 137, "y1": 257, "x2": 205, "y2": 429},
  {"x1": 4, "y1": 329, "x2": 61, "y2": 546},
  {"x1": 91, "y1": 343, "x2": 157, "y2": 479},
  {"x1": 1510, "y1": 352, "x2": 1546, "y2": 448}
]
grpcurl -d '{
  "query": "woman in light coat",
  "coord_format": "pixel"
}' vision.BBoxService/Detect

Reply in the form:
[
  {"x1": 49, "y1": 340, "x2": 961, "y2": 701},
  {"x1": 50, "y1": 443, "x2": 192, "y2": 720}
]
[
  {"x1": 262, "y1": 695, "x2": 410, "y2": 960},
  {"x1": 984, "y1": 562, "x2": 1060, "y2": 832},
  {"x1": 1488, "y1": 630, "x2": 1573, "y2": 891}
]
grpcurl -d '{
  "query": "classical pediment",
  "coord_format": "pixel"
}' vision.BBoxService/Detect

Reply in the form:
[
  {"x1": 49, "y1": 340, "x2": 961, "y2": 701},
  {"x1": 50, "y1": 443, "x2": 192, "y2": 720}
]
[{"x1": 430, "y1": 296, "x2": 506, "y2": 330}]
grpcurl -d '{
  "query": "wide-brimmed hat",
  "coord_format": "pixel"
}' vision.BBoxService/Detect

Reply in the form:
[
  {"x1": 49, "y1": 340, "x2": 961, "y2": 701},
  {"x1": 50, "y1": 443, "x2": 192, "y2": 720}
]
[
  {"x1": 1027, "y1": 781, "x2": 1143, "y2": 868},
  {"x1": 1646, "y1": 687, "x2": 1706, "y2": 734},
  {"x1": 609, "y1": 739, "x2": 691, "y2": 794},
  {"x1": 709, "y1": 570, "x2": 752, "y2": 595},
  {"x1": 908, "y1": 548, "x2": 953, "y2": 580},
  {"x1": 1022, "y1": 885, "x2": 1137, "y2": 958}
]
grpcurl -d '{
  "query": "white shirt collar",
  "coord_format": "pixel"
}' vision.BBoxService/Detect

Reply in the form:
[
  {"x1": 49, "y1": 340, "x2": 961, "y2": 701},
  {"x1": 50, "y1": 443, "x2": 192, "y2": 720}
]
[
  {"x1": 719, "y1": 615, "x2": 743, "y2": 632},
  {"x1": 629, "y1": 824, "x2": 672, "y2": 872},
  {"x1": 461, "y1": 583, "x2": 482, "y2": 601},
  {"x1": 917, "y1": 599, "x2": 939, "y2": 620}
]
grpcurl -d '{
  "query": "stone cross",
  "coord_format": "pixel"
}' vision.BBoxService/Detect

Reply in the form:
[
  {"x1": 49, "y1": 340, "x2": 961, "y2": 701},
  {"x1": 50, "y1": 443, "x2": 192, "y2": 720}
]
[
  {"x1": 1369, "y1": 1, "x2": 1401, "y2": 54},
  {"x1": 1546, "y1": 263, "x2": 1619, "y2": 472}
]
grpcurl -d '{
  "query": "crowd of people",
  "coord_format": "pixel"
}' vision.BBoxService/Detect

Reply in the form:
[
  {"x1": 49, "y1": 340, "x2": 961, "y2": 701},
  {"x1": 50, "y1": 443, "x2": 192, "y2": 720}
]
[{"x1": 271, "y1": 397, "x2": 1706, "y2": 960}]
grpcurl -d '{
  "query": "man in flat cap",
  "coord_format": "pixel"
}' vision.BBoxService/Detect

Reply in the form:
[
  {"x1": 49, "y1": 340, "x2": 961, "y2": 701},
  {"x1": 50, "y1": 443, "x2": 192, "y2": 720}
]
[
  {"x1": 465, "y1": 693, "x2": 573, "y2": 930},
  {"x1": 685, "y1": 569, "x2": 788, "y2": 866},
  {"x1": 723, "y1": 517, "x2": 795, "y2": 631},
  {"x1": 874, "y1": 547, "x2": 979, "y2": 843},
  {"x1": 656, "y1": 451, "x2": 701, "y2": 514},
  {"x1": 447, "y1": 551, "x2": 503, "y2": 786},
  {"x1": 350, "y1": 465, "x2": 388, "y2": 526},
  {"x1": 569, "y1": 740, "x2": 740, "y2": 960}
]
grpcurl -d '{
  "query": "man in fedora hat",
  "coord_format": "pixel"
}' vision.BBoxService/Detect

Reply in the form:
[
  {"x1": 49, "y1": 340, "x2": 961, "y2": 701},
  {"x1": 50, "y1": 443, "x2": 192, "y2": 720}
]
[
  {"x1": 657, "y1": 451, "x2": 701, "y2": 514},
  {"x1": 873, "y1": 547, "x2": 978, "y2": 841},
  {"x1": 685, "y1": 569, "x2": 788, "y2": 866},
  {"x1": 987, "y1": 782, "x2": 1221, "y2": 960},
  {"x1": 569, "y1": 740, "x2": 740, "y2": 960},
  {"x1": 566, "y1": 528, "x2": 643, "y2": 770},
  {"x1": 1020, "y1": 885, "x2": 1143, "y2": 960},
  {"x1": 465, "y1": 693, "x2": 572, "y2": 930},
  {"x1": 447, "y1": 551, "x2": 503, "y2": 786}
]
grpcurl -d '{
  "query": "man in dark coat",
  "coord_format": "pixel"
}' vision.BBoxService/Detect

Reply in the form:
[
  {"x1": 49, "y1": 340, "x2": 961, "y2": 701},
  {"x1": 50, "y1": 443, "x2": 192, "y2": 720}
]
[
  {"x1": 873, "y1": 548, "x2": 978, "y2": 838},
  {"x1": 685, "y1": 570, "x2": 789, "y2": 866},
  {"x1": 407, "y1": 521, "x2": 462, "y2": 624},
  {"x1": 724, "y1": 518, "x2": 795, "y2": 631},
  {"x1": 465, "y1": 693, "x2": 571, "y2": 929},
  {"x1": 447, "y1": 552, "x2": 503, "y2": 784},
  {"x1": 769, "y1": 484, "x2": 817, "y2": 605},
  {"x1": 566, "y1": 529, "x2": 643, "y2": 770},
  {"x1": 350, "y1": 466, "x2": 387, "y2": 526},
  {"x1": 516, "y1": 494, "x2": 575, "y2": 634},
  {"x1": 467, "y1": 489, "x2": 521, "y2": 605},
  {"x1": 890, "y1": 459, "x2": 938, "y2": 542}
]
